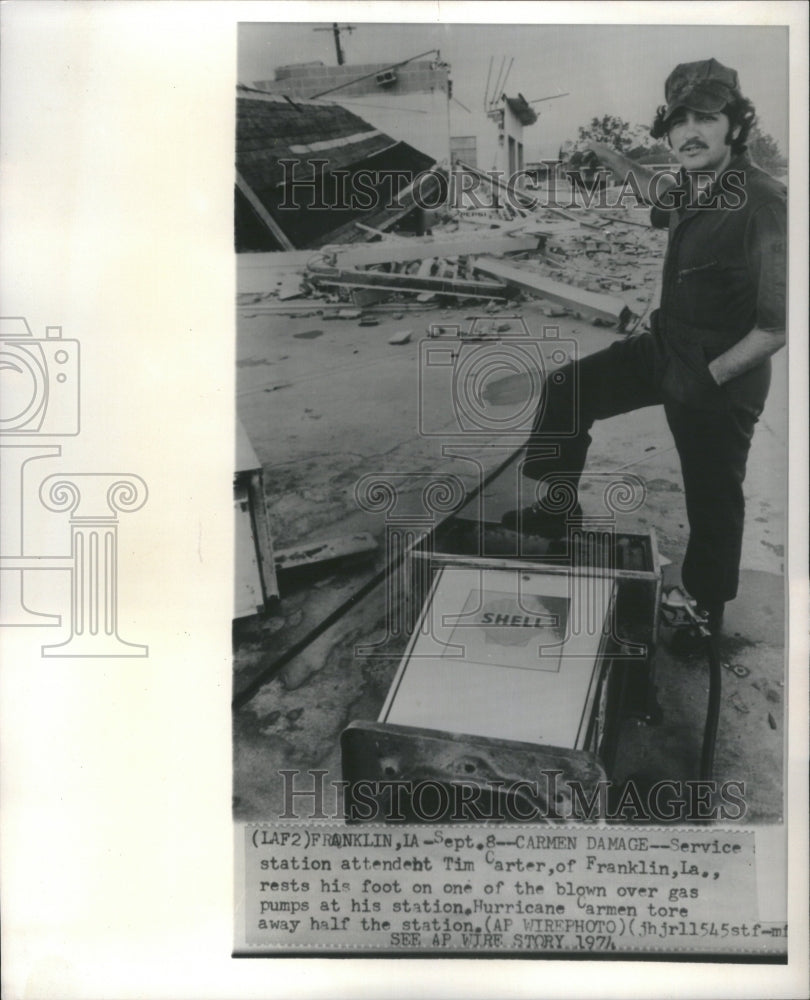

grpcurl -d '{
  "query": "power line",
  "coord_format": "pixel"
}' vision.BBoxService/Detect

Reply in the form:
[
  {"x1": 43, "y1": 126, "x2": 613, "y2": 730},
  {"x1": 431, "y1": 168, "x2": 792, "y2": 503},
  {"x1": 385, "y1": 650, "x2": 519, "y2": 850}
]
[{"x1": 309, "y1": 48, "x2": 442, "y2": 100}]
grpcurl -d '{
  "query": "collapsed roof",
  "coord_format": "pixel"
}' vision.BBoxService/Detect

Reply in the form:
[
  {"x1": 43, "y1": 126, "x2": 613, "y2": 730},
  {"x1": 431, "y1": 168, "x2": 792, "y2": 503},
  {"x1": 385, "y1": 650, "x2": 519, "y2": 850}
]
[
  {"x1": 504, "y1": 94, "x2": 538, "y2": 127},
  {"x1": 236, "y1": 86, "x2": 438, "y2": 251}
]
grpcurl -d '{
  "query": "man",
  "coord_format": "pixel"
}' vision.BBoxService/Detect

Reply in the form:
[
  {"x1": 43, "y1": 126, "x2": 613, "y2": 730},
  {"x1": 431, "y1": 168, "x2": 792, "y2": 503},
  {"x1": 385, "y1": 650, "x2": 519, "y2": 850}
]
[{"x1": 502, "y1": 59, "x2": 787, "y2": 634}]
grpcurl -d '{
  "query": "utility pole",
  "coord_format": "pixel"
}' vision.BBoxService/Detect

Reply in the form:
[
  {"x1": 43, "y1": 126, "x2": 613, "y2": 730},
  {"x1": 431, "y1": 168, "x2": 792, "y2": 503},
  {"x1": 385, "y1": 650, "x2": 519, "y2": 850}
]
[{"x1": 313, "y1": 23, "x2": 355, "y2": 66}]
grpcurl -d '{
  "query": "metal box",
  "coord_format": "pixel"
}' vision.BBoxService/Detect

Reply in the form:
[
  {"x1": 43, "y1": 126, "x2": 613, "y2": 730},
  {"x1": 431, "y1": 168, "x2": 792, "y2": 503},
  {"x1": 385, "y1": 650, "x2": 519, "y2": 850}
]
[
  {"x1": 341, "y1": 519, "x2": 663, "y2": 821},
  {"x1": 408, "y1": 517, "x2": 663, "y2": 651},
  {"x1": 380, "y1": 564, "x2": 615, "y2": 750}
]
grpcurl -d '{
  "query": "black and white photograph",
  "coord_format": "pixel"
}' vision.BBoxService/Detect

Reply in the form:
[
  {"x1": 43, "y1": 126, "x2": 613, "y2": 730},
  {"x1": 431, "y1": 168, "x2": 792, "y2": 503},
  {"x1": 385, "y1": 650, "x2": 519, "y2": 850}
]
[
  {"x1": 2, "y1": 2, "x2": 808, "y2": 998},
  {"x1": 233, "y1": 15, "x2": 797, "y2": 961}
]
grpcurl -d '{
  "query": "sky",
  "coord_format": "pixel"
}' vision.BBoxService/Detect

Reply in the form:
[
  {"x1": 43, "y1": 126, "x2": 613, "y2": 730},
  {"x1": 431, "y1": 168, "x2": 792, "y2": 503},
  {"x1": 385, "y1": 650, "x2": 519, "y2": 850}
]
[{"x1": 238, "y1": 21, "x2": 789, "y2": 159}]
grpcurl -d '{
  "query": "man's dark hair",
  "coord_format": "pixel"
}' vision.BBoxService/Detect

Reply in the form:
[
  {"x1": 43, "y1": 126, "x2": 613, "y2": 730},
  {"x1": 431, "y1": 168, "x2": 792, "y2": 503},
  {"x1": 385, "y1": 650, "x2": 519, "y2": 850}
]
[{"x1": 650, "y1": 96, "x2": 757, "y2": 154}]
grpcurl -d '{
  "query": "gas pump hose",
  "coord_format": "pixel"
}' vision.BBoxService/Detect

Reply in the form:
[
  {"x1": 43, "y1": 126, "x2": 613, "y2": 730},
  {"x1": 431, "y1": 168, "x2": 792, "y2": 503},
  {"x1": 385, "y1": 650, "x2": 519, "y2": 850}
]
[
  {"x1": 661, "y1": 589, "x2": 723, "y2": 783},
  {"x1": 700, "y1": 630, "x2": 723, "y2": 782}
]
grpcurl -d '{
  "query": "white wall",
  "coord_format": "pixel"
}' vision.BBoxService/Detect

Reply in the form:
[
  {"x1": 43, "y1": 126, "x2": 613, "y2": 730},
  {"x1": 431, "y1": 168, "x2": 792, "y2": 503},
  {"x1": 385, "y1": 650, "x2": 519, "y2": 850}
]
[
  {"x1": 332, "y1": 92, "x2": 540, "y2": 187},
  {"x1": 334, "y1": 91, "x2": 451, "y2": 164}
]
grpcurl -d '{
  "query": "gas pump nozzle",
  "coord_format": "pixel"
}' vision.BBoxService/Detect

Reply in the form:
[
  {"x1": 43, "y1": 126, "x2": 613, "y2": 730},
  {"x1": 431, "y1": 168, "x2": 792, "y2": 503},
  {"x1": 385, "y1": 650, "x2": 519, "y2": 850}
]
[{"x1": 660, "y1": 586, "x2": 711, "y2": 637}]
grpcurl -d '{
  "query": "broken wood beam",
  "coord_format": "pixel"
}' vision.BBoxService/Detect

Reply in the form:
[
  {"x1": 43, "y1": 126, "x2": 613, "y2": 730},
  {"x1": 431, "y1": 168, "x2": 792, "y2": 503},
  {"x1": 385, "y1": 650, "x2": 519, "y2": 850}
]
[
  {"x1": 320, "y1": 232, "x2": 541, "y2": 267},
  {"x1": 454, "y1": 160, "x2": 538, "y2": 210},
  {"x1": 586, "y1": 210, "x2": 654, "y2": 229},
  {"x1": 239, "y1": 301, "x2": 432, "y2": 316},
  {"x1": 237, "y1": 250, "x2": 313, "y2": 294},
  {"x1": 275, "y1": 533, "x2": 378, "y2": 574},
  {"x1": 236, "y1": 171, "x2": 296, "y2": 251},
  {"x1": 472, "y1": 256, "x2": 635, "y2": 328},
  {"x1": 354, "y1": 222, "x2": 410, "y2": 241},
  {"x1": 277, "y1": 274, "x2": 305, "y2": 300},
  {"x1": 351, "y1": 287, "x2": 391, "y2": 308},
  {"x1": 307, "y1": 261, "x2": 510, "y2": 300}
]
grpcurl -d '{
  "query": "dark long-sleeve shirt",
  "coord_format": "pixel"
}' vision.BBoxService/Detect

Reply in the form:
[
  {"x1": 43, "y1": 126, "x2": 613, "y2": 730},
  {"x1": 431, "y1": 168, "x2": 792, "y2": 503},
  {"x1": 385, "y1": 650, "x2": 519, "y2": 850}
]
[{"x1": 649, "y1": 151, "x2": 787, "y2": 410}]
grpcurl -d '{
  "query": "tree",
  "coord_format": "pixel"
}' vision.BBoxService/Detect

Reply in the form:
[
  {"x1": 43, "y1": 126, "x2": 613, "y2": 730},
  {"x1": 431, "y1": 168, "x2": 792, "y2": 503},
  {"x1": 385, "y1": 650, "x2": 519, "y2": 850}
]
[
  {"x1": 576, "y1": 115, "x2": 635, "y2": 153},
  {"x1": 747, "y1": 124, "x2": 786, "y2": 172},
  {"x1": 570, "y1": 115, "x2": 786, "y2": 174},
  {"x1": 570, "y1": 119, "x2": 674, "y2": 167}
]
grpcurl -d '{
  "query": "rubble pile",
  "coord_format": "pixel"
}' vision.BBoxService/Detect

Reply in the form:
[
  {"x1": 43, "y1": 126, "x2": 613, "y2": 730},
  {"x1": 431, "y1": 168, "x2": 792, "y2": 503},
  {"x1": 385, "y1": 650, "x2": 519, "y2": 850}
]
[{"x1": 237, "y1": 176, "x2": 668, "y2": 335}]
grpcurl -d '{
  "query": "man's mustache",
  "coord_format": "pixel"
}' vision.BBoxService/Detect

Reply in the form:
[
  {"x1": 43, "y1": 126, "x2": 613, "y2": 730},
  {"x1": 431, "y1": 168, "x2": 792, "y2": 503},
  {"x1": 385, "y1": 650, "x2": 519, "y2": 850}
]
[{"x1": 679, "y1": 140, "x2": 709, "y2": 152}]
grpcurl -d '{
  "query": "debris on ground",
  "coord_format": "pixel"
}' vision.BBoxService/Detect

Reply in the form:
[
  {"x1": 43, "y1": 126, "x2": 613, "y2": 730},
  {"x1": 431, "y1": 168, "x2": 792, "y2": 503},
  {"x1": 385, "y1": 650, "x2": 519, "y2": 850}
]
[
  {"x1": 237, "y1": 167, "x2": 668, "y2": 334},
  {"x1": 729, "y1": 691, "x2": 750, "y2": 714},
  {"x1": 275, "y1": 533, "x2": 378, "y2": 576},
  {"x1": 236, "y1": 84, "x2": 669, "y2": 333}
]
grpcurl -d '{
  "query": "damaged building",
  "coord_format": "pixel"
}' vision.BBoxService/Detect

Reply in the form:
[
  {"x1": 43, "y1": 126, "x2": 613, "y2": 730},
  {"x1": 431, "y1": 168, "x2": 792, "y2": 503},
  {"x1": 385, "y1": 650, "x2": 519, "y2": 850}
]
[
  {"x1": 235, "y1": 86, "x2": 440, "y2": 250},
  {"x1": 233, "y1": 46, "x2": 787, "y2": 839}
]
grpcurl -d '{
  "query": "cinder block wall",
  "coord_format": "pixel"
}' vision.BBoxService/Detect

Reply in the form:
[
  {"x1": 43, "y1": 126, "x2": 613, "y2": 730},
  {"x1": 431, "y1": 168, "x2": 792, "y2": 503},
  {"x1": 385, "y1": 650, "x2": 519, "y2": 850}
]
[{"x1": 254, "y1": 61, "x2": 449, "y2": 98}]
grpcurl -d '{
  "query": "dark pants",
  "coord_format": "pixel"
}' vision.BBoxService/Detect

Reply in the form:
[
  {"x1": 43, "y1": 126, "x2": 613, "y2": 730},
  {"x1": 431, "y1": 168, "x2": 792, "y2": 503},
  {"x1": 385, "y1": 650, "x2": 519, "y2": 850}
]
[{"x1": 523, "y1": 333, "x2": 761, "y2": 606}]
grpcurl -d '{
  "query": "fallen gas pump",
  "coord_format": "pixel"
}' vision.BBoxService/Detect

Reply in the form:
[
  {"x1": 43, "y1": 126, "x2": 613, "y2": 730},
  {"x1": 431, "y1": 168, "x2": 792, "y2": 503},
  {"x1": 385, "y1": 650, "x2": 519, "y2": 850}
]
[{"x1": 341, "y1": 517, "x2": 665, "y2": 823}]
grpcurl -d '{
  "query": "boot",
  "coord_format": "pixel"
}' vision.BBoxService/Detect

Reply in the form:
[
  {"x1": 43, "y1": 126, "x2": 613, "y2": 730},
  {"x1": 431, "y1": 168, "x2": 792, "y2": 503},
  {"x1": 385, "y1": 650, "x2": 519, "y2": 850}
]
[{"x1": 501, "y1": 501, "x2": 583, "y2": 538}]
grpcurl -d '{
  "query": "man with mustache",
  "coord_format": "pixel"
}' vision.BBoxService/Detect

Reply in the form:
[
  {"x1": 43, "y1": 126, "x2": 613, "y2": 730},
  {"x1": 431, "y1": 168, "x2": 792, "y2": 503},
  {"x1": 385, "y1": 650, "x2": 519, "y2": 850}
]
[{"x1": 502, "y1": 59, "x2": 787, "y2": 640}]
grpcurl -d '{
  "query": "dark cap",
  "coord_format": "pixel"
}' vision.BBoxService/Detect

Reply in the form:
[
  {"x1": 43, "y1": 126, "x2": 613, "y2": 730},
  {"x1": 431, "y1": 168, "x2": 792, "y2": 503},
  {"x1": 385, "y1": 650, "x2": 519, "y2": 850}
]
[{"x1": 662, "y1": 58, "x2": 741, "y2": 125}]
